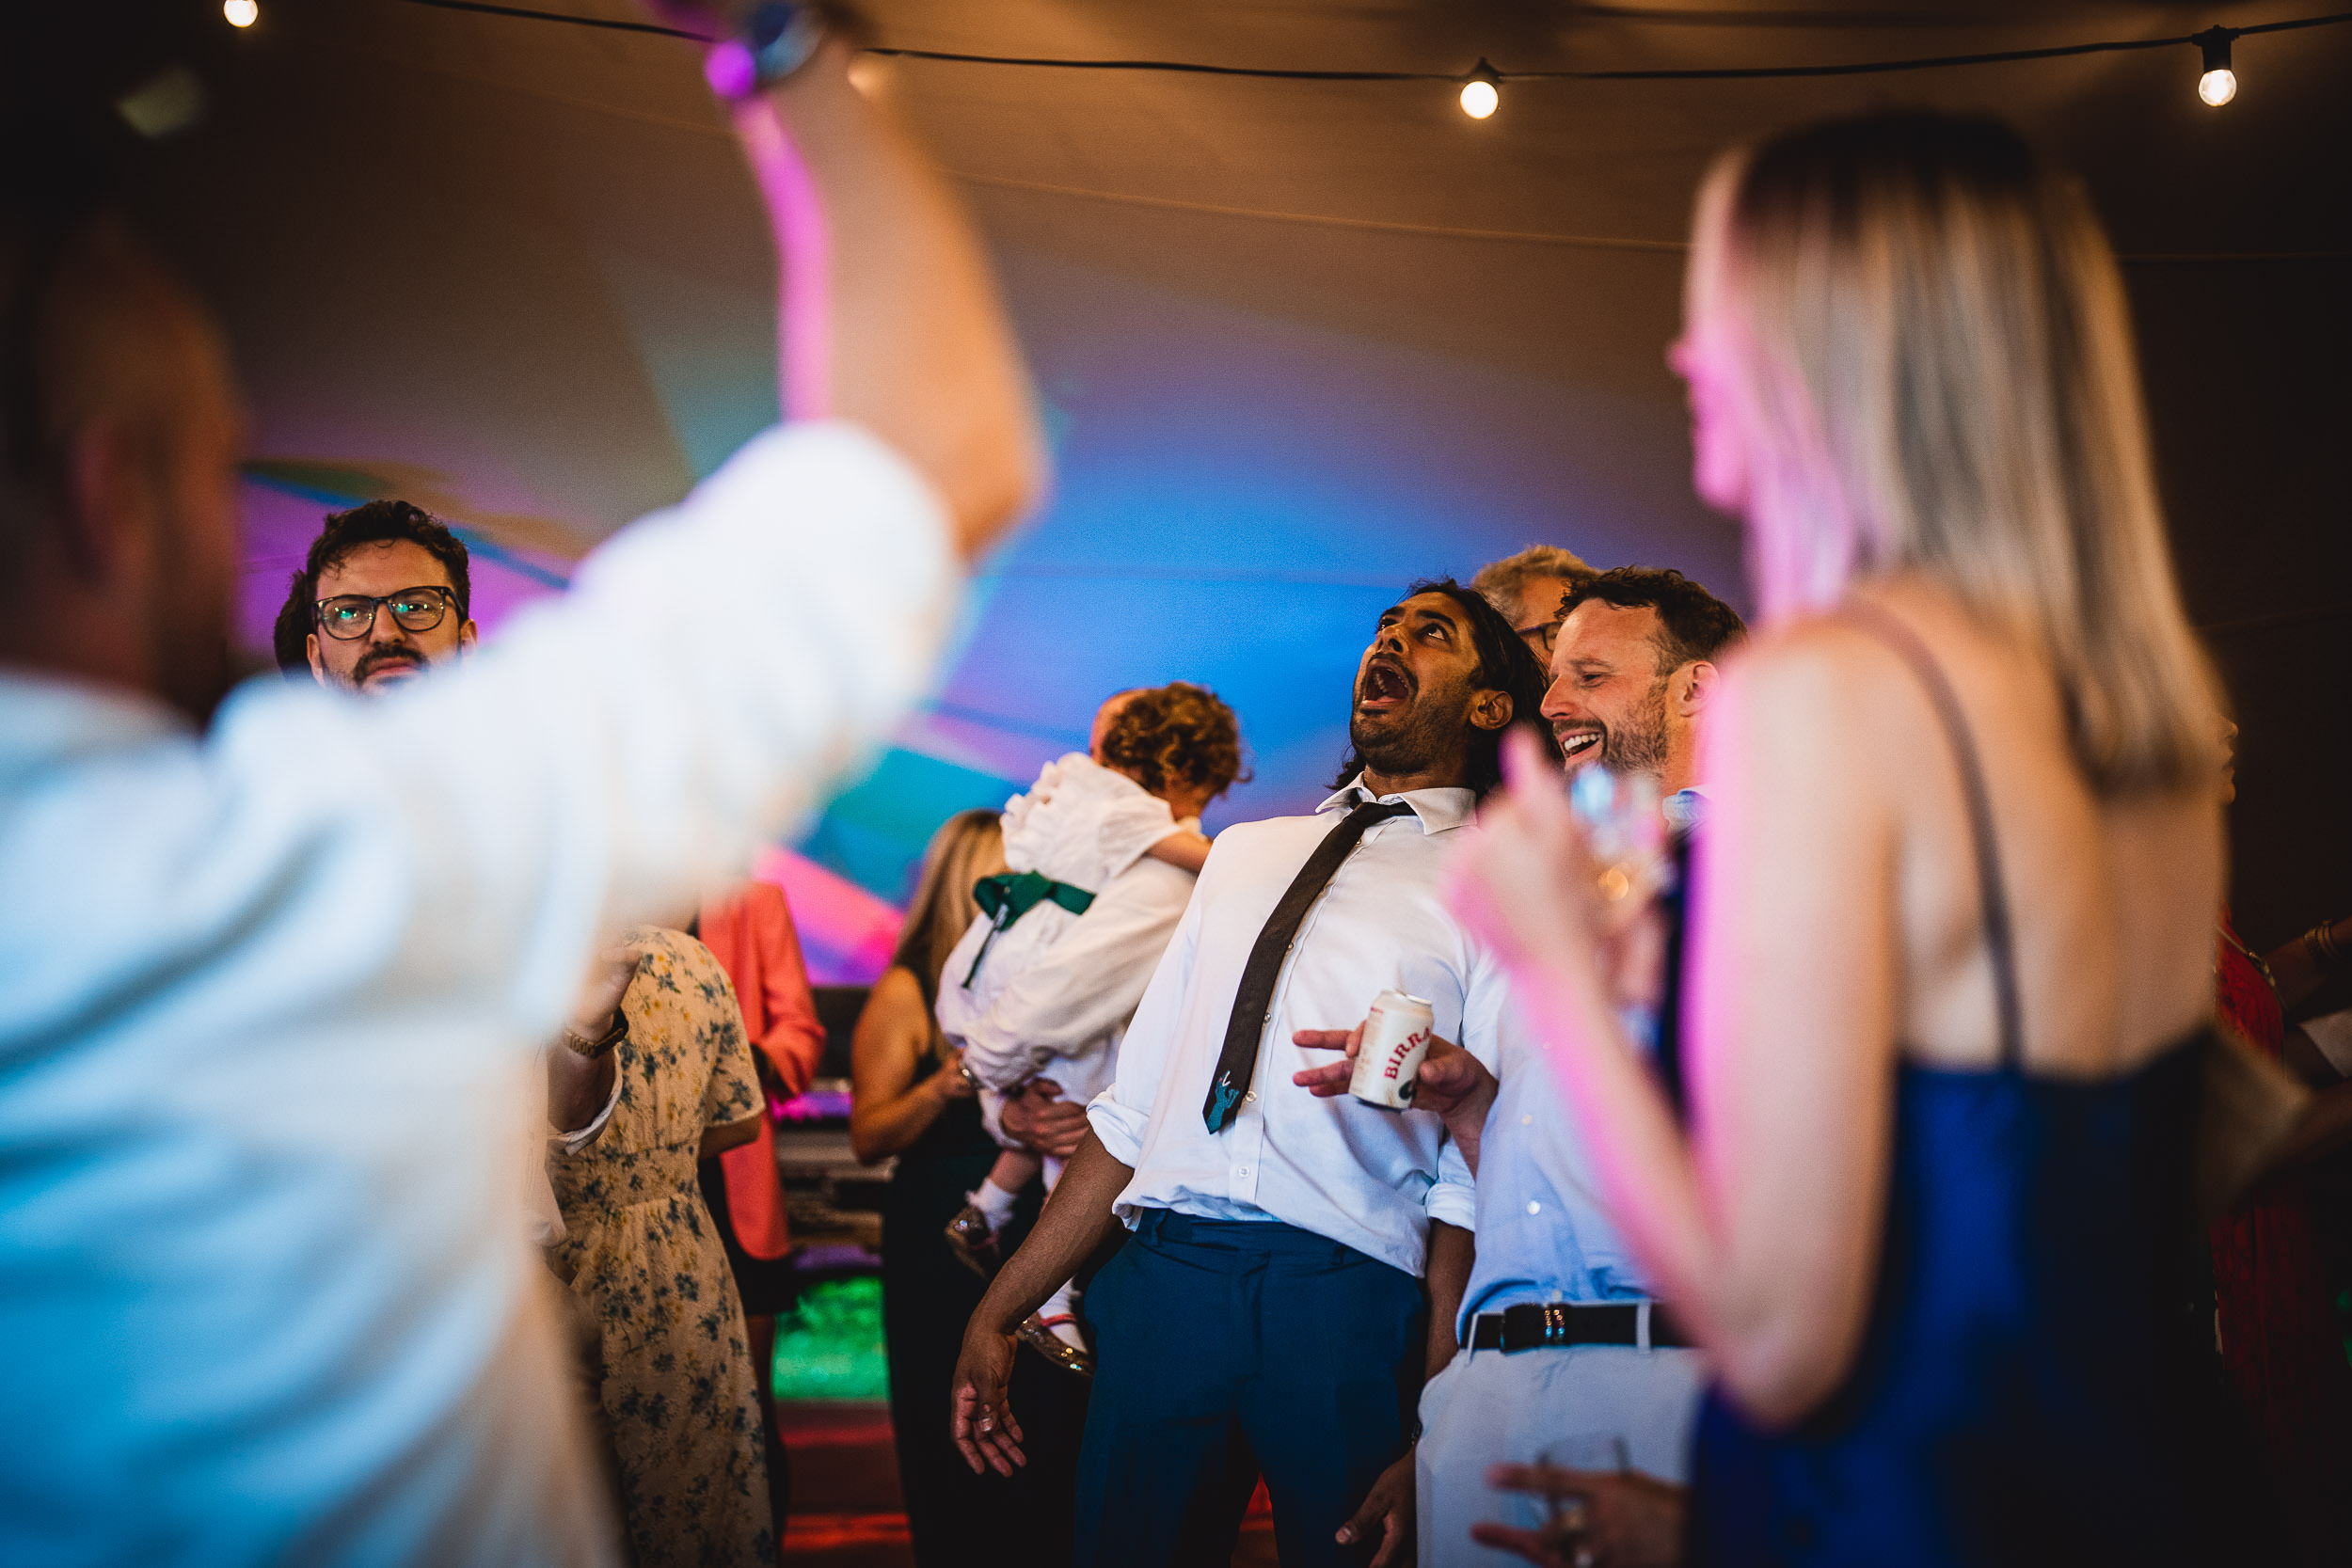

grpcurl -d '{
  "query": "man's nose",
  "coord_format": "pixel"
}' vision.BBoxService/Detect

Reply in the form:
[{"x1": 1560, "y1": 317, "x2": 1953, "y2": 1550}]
[
  {"x1": 1539, "y1": 673, "x2": 1577, "y2": 721},
  {"x1": 367, "y1": 612, "x2": 415, "y2": 648}
]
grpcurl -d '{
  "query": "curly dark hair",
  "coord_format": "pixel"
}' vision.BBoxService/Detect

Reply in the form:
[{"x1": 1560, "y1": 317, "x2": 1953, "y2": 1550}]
[
  {"x1": 1097, "y1": 682, "x2": 1248, "y2": 801},
  {"x1": 271, "y1": 499, "x2": 472, "y2": 673},
  {"x1": 1560, "y1": 567, "x2": 1747, "y2": 673}
]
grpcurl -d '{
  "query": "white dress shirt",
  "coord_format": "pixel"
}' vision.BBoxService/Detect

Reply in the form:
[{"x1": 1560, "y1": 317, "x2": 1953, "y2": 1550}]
[
  {"x1": 939, "y1": 753, "x2": 1198, "y2": 1113},
  {"x1": 1087, "y1": 779, "x2": 1502, "y2": 1279},
  {"x1": 0, "y1": 423, "x2": 953, "y2": 1565}
]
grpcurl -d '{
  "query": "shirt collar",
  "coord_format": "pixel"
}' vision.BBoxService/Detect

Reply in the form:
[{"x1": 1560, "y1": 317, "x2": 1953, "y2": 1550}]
[{"x1": 1317, "y1": 773, "x2": 1478, "y2": 834}]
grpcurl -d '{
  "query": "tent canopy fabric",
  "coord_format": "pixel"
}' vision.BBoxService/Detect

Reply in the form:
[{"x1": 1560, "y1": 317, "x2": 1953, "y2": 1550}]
[{"x1": 111, "y1": 0, "x2": 2348, "y2": 966}]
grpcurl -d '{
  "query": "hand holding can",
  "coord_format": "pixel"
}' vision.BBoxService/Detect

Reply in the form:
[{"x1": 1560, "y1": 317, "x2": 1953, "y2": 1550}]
[{"x1": 1348, "y1": 990, "x2": 1438, "y2": 1109}]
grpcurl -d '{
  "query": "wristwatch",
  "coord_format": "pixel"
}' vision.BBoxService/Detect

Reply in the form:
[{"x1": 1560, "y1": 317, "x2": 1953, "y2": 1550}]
[{"x1": 706, "y1": 3, "x2": 828, "y2": 101}]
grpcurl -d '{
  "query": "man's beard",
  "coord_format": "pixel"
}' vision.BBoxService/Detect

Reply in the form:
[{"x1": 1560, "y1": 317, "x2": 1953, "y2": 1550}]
[
  {"x1": 1349, "y1": 696, "x2": 1457, "y2": 781},
  {"x1": 1599, "y1": 678, "x2": 1673, "y2": 777}
]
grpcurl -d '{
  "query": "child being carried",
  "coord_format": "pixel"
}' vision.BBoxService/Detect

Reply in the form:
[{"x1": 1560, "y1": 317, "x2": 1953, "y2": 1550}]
[{"x1": 935, "y1": 683, "x2": 1244, "y2": 1375}]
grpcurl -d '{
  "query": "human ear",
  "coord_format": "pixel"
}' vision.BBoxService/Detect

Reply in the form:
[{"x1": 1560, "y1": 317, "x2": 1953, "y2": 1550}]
[
  {"x1": 1470, "y1": 687, "x2": 1514, "y2": 733},
  {"x1": 458, "y1": 619, "x2": 479, "y2": 653},
  {"x1": 306, "y1": 632, "x2": 328, "y2": 685},
  {"x1": 1678, "y1": 661, "x2": 1717, "y2": 717}
]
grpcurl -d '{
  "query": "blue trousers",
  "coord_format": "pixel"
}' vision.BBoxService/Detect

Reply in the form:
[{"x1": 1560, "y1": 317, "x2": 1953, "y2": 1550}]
[{"x1": 1073, "y1": 1211, "x2": 1425, "y2": 1568}]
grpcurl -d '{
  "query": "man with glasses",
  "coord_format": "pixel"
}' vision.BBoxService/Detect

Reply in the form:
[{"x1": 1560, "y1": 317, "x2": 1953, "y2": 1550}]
[
  {"x1": 1470, "y1": 544, "x2": 1597, "y2": 662},
  {"x1": 272, "y1": 499, "x2": 478, "y2": 690}
]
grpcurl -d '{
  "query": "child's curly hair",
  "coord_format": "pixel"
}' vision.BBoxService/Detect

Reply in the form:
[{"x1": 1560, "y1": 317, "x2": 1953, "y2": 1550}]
[{"x1": 1098, "y1": 682, "x2": 1248, "y2": 801}]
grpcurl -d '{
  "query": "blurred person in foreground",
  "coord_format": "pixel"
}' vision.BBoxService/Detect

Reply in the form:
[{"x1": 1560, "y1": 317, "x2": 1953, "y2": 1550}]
[
  {"x1": 548, "y1": 927, "x2": 772, "y2": 1568},
  {"x1": 954, "y1": 580, "x2": 1550, "y2": 1568},
  {"x1": 1450, "y1": 111, "x2": 2233, "y2": 1564},
  {"x1": 850, "y1": 811, "x2": 1093, "y2": 1568},
  {"x1": 270, "y1": 498, "x2": 477, "y2": 687},
  {"x1": 1320, "y1": 566, "x2": 1742, "y2": 1568},
  {"x1": 1472, "y1": 544, "x2": 1597, "y2": 663},
  {"x1": 0, "y1": 0, "x2": 1042, "y2": 1558}
]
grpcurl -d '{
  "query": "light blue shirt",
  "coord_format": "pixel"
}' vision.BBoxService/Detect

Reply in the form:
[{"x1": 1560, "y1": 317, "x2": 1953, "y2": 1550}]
[{"x1": 1454, "y1": 1005, "x2": 1661, "y2": 1339}]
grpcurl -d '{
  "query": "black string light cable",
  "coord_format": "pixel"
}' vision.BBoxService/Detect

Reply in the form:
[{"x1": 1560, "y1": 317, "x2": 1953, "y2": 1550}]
[{"x1": 375, "y1": 0, "x2": 2352, "y2": 111}]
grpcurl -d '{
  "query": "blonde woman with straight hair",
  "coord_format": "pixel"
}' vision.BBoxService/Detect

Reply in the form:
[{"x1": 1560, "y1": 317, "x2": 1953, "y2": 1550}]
[{"x1": 1450, "y1": 111, "x2": 2229, "y2": 1565}]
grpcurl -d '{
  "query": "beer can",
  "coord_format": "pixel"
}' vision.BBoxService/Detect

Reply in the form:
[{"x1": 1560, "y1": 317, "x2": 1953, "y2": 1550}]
[{"x1": 1349, "y1": 990, "x2": 1438, "y2": 1110}]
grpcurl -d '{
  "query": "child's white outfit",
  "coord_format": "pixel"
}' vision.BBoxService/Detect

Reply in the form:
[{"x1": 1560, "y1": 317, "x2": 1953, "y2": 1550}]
[
  {"x1": 936, "y1": 754, "x2": 1205, "y2": 1348},
  {"x1": 938, "y1": 752, "x2": 1199, "y2": 1125}
]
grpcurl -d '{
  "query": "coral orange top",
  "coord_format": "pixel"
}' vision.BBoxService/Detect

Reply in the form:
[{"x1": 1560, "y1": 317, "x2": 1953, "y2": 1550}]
[{"x1": 699, "y1": 880, "x2": 826, "y2": 1260}]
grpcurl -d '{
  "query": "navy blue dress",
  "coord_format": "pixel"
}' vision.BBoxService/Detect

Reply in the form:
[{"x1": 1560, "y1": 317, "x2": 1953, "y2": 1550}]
[{"x1": 1689, "y1": 610, "x2": 2207, "y2": 1568}]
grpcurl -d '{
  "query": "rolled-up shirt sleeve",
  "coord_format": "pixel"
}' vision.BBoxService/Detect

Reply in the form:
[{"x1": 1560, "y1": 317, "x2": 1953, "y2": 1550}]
[
  {"x1": 1087, "y1": 876, "x2": 1205, "y2": 1166},
  {"x1": 961, "y1": 861, "x2": 1197, "y2": 1093},
  {"x1": 212, "y1": 421, "x2": 959, "y2": 1048}
]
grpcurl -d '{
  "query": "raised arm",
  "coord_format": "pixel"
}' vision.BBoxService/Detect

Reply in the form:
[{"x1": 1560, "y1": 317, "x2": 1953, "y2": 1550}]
[{"x1": 721, "y1": 14, "x2": 1042, "y2": 555}]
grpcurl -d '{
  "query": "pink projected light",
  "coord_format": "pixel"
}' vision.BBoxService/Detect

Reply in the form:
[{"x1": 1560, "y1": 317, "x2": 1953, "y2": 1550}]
[{"x1": 733, "y1": 98, "x2": 831, "y2": 422}]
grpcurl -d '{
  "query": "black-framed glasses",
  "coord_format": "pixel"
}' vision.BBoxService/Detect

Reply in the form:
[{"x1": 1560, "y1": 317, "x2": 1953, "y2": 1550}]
[
  {"x1": 313, "y1": 585, "x2": 459, "y2": 641},
  {"x1": 1517, "y1": 619, "x2": 1562, "y2": 657}
]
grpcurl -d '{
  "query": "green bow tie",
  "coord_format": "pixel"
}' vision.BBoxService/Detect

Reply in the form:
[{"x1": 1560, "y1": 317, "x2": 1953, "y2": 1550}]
[{"x1": 962, "y1": 871, "x2": 1097, "y2": 986}]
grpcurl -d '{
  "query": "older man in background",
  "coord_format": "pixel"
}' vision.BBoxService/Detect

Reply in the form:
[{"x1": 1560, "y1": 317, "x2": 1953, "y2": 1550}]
[{"x1": 1471, "y1": 543, "x2": 1596, "y2": 662}]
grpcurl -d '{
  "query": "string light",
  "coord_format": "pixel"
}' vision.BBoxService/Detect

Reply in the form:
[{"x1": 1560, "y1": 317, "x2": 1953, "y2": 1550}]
[
  {"x1": 383, "y1": 0, "x2": 2348, "y2": 114},
  {"x1": 223, "y1": 0, "x2": 258, "y2": 25},
  {"x1": 2194, "y1": 26, "x2": 2238, "y2": 105},
  {"x1": 1459, "y1": 59, "x2": 1500, "y2": 119}
]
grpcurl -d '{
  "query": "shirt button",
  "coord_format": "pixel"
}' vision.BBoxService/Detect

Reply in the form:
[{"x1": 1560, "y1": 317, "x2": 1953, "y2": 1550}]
[
  {"x1": 1526, "y1": 1200, "x2": 1542, "y2": 1216},
  {"x1": 1245, "y1": 1090, "x2": 1257, "y2": 1102},
  {"x1": 1237, "y1": 1167, "x2": 1250, "y2": 1178},
  {"x1": 1520, "y1": 1114, "x2": 1533, "y2": 1126}
]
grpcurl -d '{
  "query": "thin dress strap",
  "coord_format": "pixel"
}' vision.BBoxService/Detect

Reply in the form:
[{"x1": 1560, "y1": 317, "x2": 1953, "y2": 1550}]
[{"x1": 1838, "y1": 601, "x2": 2027, "y2": 1070}]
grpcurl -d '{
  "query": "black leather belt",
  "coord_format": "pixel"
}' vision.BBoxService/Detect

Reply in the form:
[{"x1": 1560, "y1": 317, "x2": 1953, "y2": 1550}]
[{"x1": 1470, "y1": 1301, "x2": 1692, "y2": 1354}]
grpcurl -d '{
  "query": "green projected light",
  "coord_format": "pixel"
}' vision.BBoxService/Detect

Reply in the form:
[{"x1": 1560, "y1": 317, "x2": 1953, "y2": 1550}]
[{"x1": 773, "y1": 1277, "x2": 890, "y2": 1402}]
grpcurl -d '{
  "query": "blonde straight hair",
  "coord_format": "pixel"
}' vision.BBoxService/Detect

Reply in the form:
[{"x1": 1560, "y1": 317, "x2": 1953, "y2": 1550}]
[
  {"x1": 1692, "y1": 111, "x2": 2219, "y2": 797},
  {"x1": 891, "y1": 808, "x2": 1007, "y2": 1014}
]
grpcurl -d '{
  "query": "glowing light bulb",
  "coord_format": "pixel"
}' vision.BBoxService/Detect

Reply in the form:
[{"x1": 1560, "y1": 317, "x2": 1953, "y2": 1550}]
[
  {"x1": 2192, "y1": 26, "x2": 2236, "y2": 107},
  {"x1": 1459, "y1": 59, "x2": 1502, "y2": 119},
  {"x1": 223, "y1": 0, "x2": 257, "y2": 26}
]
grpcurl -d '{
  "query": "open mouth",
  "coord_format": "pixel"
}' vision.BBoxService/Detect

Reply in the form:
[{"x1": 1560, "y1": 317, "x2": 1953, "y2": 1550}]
[
  {"x1": 1357, "y1": 657, "x2": 1413, "y2": 710},
  {"x1": 1555, "y1": 726, "x2": 1604, "y2": 766}
]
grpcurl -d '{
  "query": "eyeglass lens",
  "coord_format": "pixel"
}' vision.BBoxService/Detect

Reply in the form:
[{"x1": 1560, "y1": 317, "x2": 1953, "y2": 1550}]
[{"x1": 317, "y1": 588, "x2": 452, "y2": 641}]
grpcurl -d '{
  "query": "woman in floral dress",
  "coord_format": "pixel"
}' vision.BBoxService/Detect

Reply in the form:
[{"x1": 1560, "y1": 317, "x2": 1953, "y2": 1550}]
[{"x1": 549, "y1": 927, "x2": 773, "y2": 1567}]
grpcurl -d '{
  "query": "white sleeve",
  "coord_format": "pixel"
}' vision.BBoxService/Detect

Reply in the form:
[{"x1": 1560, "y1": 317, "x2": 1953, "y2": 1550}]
[
  {"x1": 1426, "y1": 944, "x2": 1507, "y2": 1230},
  {"x1": 1086, "y1": 870, "x2": 1206, "y2": 1166},
  {"x1": 960, "y1": 862, "x2": 1196, "y2": 1093},
  {"x1": 933, "y1": 912, "x2": 997, "y2": 1046},
  {"x1": 2305, "y1": 1007, "x2": 2352, "y2": 1078},
  {"x1": 210, "y1": 421, "x2": 958, "y2": 1044},
  {"x1": 548, "y1": 1061, "x2": 624, "y2": 1153}
]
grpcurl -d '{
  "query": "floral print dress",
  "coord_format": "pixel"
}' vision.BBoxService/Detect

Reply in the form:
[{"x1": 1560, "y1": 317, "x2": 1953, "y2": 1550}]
[{"x1": 549, "y1": 927, "x2": 774, "y2": 1567}]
